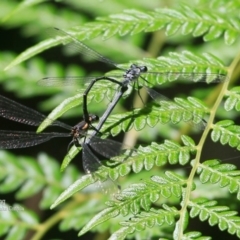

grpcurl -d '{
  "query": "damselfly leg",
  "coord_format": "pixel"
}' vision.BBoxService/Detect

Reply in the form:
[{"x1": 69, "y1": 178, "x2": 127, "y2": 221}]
[{"x1": 39, "y1": 28, "x2": 227, "y2": 131}]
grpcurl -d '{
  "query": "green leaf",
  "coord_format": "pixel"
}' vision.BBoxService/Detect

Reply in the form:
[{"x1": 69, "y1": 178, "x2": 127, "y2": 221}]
[
  {"x1": 144, "y1": 156, "x2": 155, "y2": 171},
  {"x1": 193, "y1": 22, "x2": 209, "y2": 37},
  {"x1": 181, "y1": 135, "x2": 196, "y2": 147},
  {"x1": 60, "y1": 145, "x2": 80, "y2": 171},
  {"x1": 0, "y1": 175, "x2": 24, "y2": 193},
  {"x1": 189, "y1": 197, "x2": 240, "y2": 235},
  {"x1": 108, "y1": 227, "x2": 132, "y2": 240},
  {"x1": 37, "y1": 93, "x2": 83, "y2": 132},
  {"x1": 203, "y1": 26, "x2": 223, "y2": 41},
  {"x1": 132, "y1": 158, "x2": 144, "y2": 173},
  {"x1": 224, "y1": 29, "x2": 239, "y2": 45},
  {"x1": 2, "y1": 0, "x2": 46, "y2": 22},
  {"x1": 118, "y1": 164, "x2": 131, "y2": 176},
  {"x1": 5, "y1": 7, "x2": 234, "y2": 71},
  {"x1": 166, "y1": 21, "x2": 181, "y2": 36},
  {"x1": 198, "y1": 160, "x2": 240, "y2": 199},
  {"x1": 215, "y1": 120, "x2": 235, "y2": 127},
  {"x1": 212, "y1": 121, "x2": 240, "y2": 149},
  {"x1": 16, "y1": 180, "x2": 43, "y2": 199},
  {"x1": 134, "y1": 116, "x2": 146, "y2": 130},
  {"x1": 18, "y1": 210, "x2": 37, "y2": 225},
  {"x1": 0, "y1": 151, "x2": 81, "y2": 212},
  {"x1": 182, "y1": 231, "x2": 203, "y2": 239},
  {"x1": 2, "y1": 2, "x2": 240, "y2": 239},
  {"x1": 5, "y1": 225, "x2": 26, "y2": 240},
  {"x1": 51, "y1": 175, "x2": 96, "y2": 209},
  {"x1": 38, "y1": 153, "x2": 61, "y2": 182},
  {"x1": 79, "y1": 207, "x2": 120, "y2": 236},
  {"x1": 224, "y1": 87, "x2": 240, "y2": 111}
]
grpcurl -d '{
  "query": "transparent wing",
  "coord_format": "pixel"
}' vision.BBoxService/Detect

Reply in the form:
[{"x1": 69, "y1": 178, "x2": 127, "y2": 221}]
[
  {"x1": 145, "y1": 87, "x2": 207, "y2": 128},
  {"x1": 88, "y1": 136, "x2": 127, "y2": 159},
  {"x1": 48, "y1": 27, "x2": 119, "y2": 67},
  {"x1": 0, "y1": 95, "x2": 71, "y2": 130},
  {"x1": 142, "y1": 71, "x2": 228, "y2": 84},
  {"x1": 82, "y1": 142, "x2": 120, "y2": 193},
  {"x1": 38, "y1": 75, "x2": 123, "y2": 88},
  {"x1": 82, "y1": 134, "x2": 135, "y2": 173},
  {"x1": 86, "y1": 135, "x2": 137, "y2": 166},
  {"x1": 38, "y1": 76, "x2": 99, "y2": 87},
  {"x1": 0, "y1": 131, "x2": 70, "y2": 149}
]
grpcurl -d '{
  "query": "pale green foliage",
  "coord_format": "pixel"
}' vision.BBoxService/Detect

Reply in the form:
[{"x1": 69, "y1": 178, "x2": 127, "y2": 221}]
[{"x1": 1, "y1": 0, "x2": 240, "y2": 240}]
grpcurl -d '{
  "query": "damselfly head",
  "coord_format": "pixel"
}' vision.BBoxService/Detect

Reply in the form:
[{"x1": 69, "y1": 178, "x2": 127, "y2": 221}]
[
  {"x1": 89, "y1": 114, "x2": 99, "y2": 122},
  {"x1": 130, "y1": 63, "x2": 137, "y2": 68},
  {"x1": 140, "y1": 66, "x2": 148, "y2": 73},
  {"x1": 129, "y1": 64, "x2": 147, "y2": 73}
]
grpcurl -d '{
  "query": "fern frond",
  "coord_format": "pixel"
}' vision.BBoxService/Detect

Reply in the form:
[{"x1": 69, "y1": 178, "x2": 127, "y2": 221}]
[
  {"x1": 0, "y1": 202, "x2": 39, "y2": 239},
  {"x1": 95, "y1": 6, "x2": 239, "y2": 44},
  {"x1": 2, "y1": 0, "x2": 46, "y2": 23},
  {"x1": 50, "y1": 174, "x2": 96, "y2": 209},
  {"x1": 51, "y1": 135, "x2": 195, "y2": 208},
  {"x1": 206, "y1": 0, "x2": 240, "y2": 13},
  {"x1": 0, "y1": 52, "x2": 85, "y2": 103},
  {"x1": 104, "y1": 51, "x2": 228, "y2": 88},
  {"x1": 225, "y1": 87, "x2": 240, "y2": 111},
  {"x1": 99, "y1": 96, "x2": 209, "y2": 136},
  {"x1": 5, "y1": 4, "x2": 236, "y2": 70},
  {"x1": 110, "y1": 216, "x2": 212, "y2": 239},
  {"x1": 108, "y1": 207, "x2": 178, "y2": 240},
  {"x1": 37, "y1": 92, "x2": 84, "y2": 132},
  {"x1": 0, "y1": 151, "x2": 80, "y2": 208},
  {"x1": 1, "y1": 1, "x2": 86, "y2": 35},
  {"x1": 36, "y1": 51, "x2": 223, "y2": 131},
  {"x1": 77, "y1": 206, "x2": 121, "y2": 237},
  {"x1": 37, "y1": 86, "x2": 210, "y2": 133},
  {"x1": 2, "y1": 1, "x2": 240, "y2": 239},
  {"x1": 113, "y1": 172, "x2": 187, "y2": 211},
  {"x1": 59, "y1": 198, "x2": 113, "y2": 233},
  {"x1": 79, "y1": 204, "x2": 178, "y2": 238},
  {"x1": 197, "y1": 159, "x2": 240, "y2": 199},
  {"x1": 181, "y1": 231, "x2": 211, "y2": 240},
  {"x1": 156, "y1": 6, "x2": 239, "y2": 44},
  {"x1": 211, "y1": 120, "x2": 240, "y2": 149},
  {"x1": 106, "y1": 136, "x2": 196, "y2": 180},
  {"x1": 189, "y1": 198, "x2": 240, "y2": 237}
]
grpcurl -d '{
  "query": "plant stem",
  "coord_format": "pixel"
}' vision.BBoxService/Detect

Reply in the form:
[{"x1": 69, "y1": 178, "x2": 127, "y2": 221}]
[
  {"x1": 31, "y1": 197, "x2": 84, "y2": 240},
  {"x1": 176, "y1": 51, "x2": 240, "y2": 240}
]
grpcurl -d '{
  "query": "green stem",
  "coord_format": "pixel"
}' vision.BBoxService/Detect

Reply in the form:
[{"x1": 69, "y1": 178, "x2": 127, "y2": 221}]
[
  {"x1": 176, "y1": 51, "x2": 240, "y2": 240},
  {"x1": 31, "y1": 196, "x2": 85, "y2": 240}
]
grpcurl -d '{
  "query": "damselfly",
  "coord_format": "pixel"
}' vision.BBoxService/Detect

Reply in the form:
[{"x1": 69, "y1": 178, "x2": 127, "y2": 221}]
[
  {"x1": 39, "y1": 28, "x2": 227, "y2": 128},
  {"x1": 0, "y1": 95, "x2": 128, "y2": 183}
]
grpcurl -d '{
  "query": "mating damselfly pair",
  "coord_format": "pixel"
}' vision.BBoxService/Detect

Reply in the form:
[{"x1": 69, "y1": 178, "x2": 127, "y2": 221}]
[{"x1": 0, "y1": 27, "x2": 227, "y2": 191}]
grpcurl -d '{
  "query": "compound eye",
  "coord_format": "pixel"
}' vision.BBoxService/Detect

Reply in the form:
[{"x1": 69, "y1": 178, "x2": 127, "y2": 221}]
[
  {"x1": 91, "y1": 114, "x2": 99, "y2": 121},
  {"x1": 141, "y1": 66, "x2": 148, "y2": 72}
]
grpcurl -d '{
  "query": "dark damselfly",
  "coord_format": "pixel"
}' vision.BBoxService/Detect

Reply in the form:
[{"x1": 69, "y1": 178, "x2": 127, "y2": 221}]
[
  {"x1": 0, "y1": 95, "x2": 129, "y2": 187},
  {"x1": 39, "y1": 28, "x2": 227, "y2": 128}
]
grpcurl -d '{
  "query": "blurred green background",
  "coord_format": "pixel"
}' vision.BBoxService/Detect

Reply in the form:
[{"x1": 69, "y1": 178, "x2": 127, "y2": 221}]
[{"x1": 0, "y1": 1, "x2": 240, "y2": 239}]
